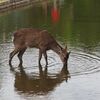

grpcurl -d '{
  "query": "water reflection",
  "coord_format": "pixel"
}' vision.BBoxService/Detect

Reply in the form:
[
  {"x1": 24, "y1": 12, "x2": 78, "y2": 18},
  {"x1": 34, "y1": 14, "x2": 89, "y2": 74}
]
[
  {"x1": 51, "y1": 0, "x2": 60, "y2": 23},
  {"x1": 0, "y1": 0, "x2": 73, "y2": 43},
  {"x1": 0, "y1": 0, "x2": 100, "y2": 99},
  {"x1": 10, "y1": 64, "x2": 70, "y2": 95}
]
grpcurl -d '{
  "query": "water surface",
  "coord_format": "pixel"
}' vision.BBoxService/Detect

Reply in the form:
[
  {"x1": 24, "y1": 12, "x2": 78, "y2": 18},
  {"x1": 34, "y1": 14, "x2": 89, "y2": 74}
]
[{"x1": 0, "y1": 0, "x2": 100, "y2": 100}]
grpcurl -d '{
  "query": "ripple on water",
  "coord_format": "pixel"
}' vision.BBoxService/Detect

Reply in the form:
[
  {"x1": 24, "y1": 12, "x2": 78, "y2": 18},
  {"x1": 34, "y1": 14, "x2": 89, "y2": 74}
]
[
  {"x1": 69, "y1": 51, "x2": 100, "y2": 76},
  {"x1": 22, "y1": 51, "x2": 100, "y2": 76},
  {"x1": 1, "y1": 43, "x2": 100, "y2": 77}
]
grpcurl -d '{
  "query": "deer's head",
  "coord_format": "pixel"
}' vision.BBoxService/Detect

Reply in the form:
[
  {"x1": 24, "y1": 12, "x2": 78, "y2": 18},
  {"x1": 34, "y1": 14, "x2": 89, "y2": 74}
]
[{"x1": 58, "y1": 46, "x2": 70, "y2": 65}]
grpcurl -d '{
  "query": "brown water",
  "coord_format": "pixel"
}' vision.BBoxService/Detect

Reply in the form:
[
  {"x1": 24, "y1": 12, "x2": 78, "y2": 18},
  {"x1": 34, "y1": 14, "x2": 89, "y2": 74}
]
[{"x1": 0, "y1": 0, "x2": 100, "y2": 100}]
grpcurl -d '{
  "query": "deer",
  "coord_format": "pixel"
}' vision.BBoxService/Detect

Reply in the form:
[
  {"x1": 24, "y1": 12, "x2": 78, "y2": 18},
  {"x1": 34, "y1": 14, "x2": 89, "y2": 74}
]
[{"x1": 9, "y1": 28, "x2": 70, "y2": 66}]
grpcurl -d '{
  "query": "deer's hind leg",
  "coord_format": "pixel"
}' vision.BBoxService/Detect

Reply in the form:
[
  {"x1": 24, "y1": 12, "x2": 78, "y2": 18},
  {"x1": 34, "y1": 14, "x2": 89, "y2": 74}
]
[
  {"x1": 17, "y1": 48, "x2": 26, "y2": 66},
  {"x1": 9, "y1": 48, "x2": 19, "y2": 66}
]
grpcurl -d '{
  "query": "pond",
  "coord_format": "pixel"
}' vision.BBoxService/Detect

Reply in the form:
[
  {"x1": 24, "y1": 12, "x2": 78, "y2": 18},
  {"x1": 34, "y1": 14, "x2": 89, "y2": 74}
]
[{"x1": 0, "y1": 0, "x2": 100, "y2": 100}]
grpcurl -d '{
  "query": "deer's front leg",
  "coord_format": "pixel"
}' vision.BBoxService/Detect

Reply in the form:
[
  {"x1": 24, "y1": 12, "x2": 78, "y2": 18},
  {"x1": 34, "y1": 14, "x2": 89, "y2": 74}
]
[{"x1": 43, "y1": 51, "x2": 48, "y2": 66}]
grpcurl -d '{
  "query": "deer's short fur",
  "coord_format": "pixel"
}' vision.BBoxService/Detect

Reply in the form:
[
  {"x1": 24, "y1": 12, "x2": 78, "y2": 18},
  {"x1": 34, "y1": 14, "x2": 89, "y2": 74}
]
[{"x1": 9, "y1": 28, "x2": 70, "y2": 66}]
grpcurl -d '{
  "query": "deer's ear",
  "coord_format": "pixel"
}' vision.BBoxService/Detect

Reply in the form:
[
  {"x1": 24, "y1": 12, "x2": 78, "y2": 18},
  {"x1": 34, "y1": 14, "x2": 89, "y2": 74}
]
[{"x1": 68, "y1": 51, "x2": 71, "y2": 55}]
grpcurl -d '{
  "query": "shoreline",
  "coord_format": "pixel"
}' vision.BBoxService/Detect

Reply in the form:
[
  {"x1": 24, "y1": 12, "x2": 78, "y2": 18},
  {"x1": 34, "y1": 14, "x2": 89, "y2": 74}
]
[{"x1": 0, "y1": 0, "x2": 40, "y2": 13}]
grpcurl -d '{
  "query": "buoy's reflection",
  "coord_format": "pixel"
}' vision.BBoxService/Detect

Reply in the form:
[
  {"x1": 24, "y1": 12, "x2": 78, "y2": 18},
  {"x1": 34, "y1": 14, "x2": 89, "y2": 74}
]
[{"x1": 10, "y1": 64, "x2": 70, "y2": 94}]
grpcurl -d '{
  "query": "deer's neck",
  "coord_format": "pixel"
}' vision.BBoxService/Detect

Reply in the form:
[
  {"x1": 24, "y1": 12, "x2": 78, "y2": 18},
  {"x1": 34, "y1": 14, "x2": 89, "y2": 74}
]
[{"x1": 51, "y1": 43, "x2": 63, "y2": 55}]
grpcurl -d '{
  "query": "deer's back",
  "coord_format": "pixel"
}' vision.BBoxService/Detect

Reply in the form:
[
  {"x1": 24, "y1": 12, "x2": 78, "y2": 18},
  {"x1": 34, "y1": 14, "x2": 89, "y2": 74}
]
[{"x1": 13, "y1": 28, "x2": 57, "y2": 49}]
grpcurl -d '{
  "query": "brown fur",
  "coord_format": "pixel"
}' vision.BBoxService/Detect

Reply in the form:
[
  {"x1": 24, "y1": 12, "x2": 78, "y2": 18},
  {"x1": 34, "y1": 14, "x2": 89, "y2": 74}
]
[{"x1": 9, "y1": 28, "x2": 70, "y2": 66}]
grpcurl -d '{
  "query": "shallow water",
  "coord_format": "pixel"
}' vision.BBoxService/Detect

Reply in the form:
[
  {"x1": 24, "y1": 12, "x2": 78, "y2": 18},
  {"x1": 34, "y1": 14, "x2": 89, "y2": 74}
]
[
  {"x1": 0, "y1": 42, "x2": 100, "y2": 100},
  {"x1": 0, "y1": 0, "x2": 100, "y2": 100}
]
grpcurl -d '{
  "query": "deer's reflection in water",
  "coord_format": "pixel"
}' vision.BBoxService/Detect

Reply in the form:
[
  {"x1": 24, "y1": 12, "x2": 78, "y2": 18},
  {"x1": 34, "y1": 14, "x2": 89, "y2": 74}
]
[{"x1": 10, "y1": 64, "x2": 70, "y2": 95}]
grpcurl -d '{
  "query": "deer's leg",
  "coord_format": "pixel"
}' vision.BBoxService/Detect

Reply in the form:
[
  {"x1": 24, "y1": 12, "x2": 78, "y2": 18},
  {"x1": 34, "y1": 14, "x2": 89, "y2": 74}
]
[
  {"x1": 43, "y1": 51, "x2": 48, "y2": 65},
  {"x1": 9, "y1": 48, "x2": 19, "y2": 66},
  {"x1": 39, "y1": 50, "x2": 42, "y2": 65},
  {"x1": 17, "y1": 48, "x2": 26, "y2": 66}
]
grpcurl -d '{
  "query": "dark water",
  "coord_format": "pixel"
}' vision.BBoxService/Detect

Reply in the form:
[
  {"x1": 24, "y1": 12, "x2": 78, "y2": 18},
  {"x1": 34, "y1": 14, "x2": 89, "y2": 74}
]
[{"x1": 0, "y1": 0, "x2": 100, "y2": 100}]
